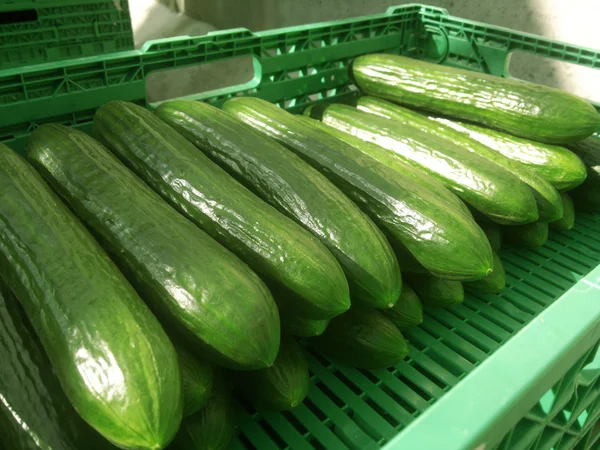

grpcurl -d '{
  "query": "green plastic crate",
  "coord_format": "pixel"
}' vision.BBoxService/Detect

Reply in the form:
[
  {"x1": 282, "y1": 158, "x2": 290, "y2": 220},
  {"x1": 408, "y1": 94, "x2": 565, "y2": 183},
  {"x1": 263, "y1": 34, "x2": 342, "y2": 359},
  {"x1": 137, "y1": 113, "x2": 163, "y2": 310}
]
[
  {"x1": 1, "y1": 4, "x2": 600, "y2": 449},
  {"x1": 0, "y1": 0, "x2": 133, "y2": 69}
]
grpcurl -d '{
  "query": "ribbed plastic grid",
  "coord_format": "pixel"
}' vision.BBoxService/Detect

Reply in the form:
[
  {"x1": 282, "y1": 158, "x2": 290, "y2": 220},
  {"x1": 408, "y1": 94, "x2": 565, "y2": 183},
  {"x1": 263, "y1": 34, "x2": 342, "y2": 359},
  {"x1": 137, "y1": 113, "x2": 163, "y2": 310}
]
[{"x1": 229, "y1": 213, "x2": 600, "y2": 450}]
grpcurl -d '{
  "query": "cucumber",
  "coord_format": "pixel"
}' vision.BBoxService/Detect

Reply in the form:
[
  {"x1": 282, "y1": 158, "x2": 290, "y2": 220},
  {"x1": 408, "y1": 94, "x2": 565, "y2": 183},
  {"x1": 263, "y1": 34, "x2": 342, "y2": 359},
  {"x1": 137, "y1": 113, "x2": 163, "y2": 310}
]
[
  {"x1": 224, "y1": 97, "x2": 493, "y2": 281},
  {"x1": 93, "y1": 101, "x2": 348, "y2": 320},
  {"x1": 297, "y1": 115, "x2": 472, "y2": 219},
  {"x1": 465, "y1": 251, "x2": 506, "y2": 294},
  {"x1": 504, "y1": 222, "x2": 549, "y2": 249},
  {"x1": 232, "y1": 334, "x2": 309, "y2": 411},
  {"x1": 170, "y1": 376, "x2": 236, "y2": 450},
  {"x1": 280, "y1": 306, "x2": 329, "y2": 337},
  {"x1": 312, "y1": 103, "x2": 539, "y2": 225},
  {"x1": 356, "y1": 96, "x2": 563, "y2": 222},
  {"x1": 0, "y1": 144, "x2": 182, "y2": 449},
  {"x1": 406, "y1": 275, "x2": 464, "y2": 308},
  {"x1": 0, "y1": 284, "x2": 114, "y2": 450},
  {"x1": 156, "y1": 100, "x2": 399, "y2": 309},
  {"x1": 177, "y1": 347, "x2": 213, "y2": 418},
  {"x1": 480, "y1": 223, "x2": 503, "y2": 252},
  {"x1": 567, "y1": 136, "x2": 600, "y2": 212},
  {"x1": 381, "y1": 284, "x2": 424, "y2": 331},
  {"x1": 311, "y1": 307, "x2": 409, "y2": 369},
  {"x1": 27, "y1": 124, "x2": 280, "y2": 370},
  {"x1": 352, "y1": 53, "x2": 600, "y2": 144},
  {"x1": 550, "y1": 193, "x2": 575, "y2": 231},
  {"x1": 432, "y1": 117, "x2": 587, "y2": 192}
]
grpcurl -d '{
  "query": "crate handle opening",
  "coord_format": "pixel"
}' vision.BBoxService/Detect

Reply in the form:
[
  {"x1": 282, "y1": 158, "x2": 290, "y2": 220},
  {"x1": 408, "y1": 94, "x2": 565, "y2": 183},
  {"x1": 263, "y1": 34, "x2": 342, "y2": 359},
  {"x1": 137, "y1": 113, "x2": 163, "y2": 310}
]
[
  {"x1": 0, "y1": 9, "x2": 38, "y2": 25},
  {"x1": 145, "y1": 56, "x2": 261, "y2": 105}
]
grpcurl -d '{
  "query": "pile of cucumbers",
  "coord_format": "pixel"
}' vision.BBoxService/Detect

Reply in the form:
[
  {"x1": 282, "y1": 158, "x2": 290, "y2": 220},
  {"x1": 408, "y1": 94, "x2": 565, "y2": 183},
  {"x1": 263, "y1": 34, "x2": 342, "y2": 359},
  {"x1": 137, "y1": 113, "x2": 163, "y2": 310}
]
[{"x1": 0, "y1": 53, "x2": 598, "y2": 450}]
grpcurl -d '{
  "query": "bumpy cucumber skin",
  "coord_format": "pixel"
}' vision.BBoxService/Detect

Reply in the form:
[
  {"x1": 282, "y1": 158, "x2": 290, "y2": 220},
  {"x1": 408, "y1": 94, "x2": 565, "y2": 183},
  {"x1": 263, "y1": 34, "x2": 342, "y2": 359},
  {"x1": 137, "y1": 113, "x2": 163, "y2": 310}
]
[
  {"x1": 224, "y1": 97, "x2": 493, "y2": 281},
  {"x1": 156, "y1": 100, "x2": 397, "y2": 310},
  {"x1": 93, "y1": 101, "x2": 347, "y2": 320},
  {"x1": 28, "y1": 124, "x2": 280, "y2": 370},
  {"x1": 297, "y1": 115, "x2": 472, "y2": 219},
  {"x1": 233, "y1": 334, "x2": 310, "y2": 411},
  {"x1": 504, "y1": 222, "x2": 549, "y2": 249},
  {"x1": 311, "y1": 307, "x2": 409, "y2": 369},
  {"x1": 320, "y1": 103, "x2": 538, "y2": 225},
  {"x1": 407, "y1": 275, "x2": 465, "y2": 308},
  {"x1": 381, "y1": 284, "x2": 424, "y2": 331},
  {"x1": 0, "y1": 284, "x2": 115, "y2": 450},
  {"x1": 356, "y1": 96, "x2": 562, "y2": 222},
  {"x1": 567, "y1": 136, "x2": 600, "y2": 213},
  {"x1": 177, "y1": 347, "x2": 214, "y2": 418},
  {"x1": 434, "y1": 118, "x2": 587, "y2": 192},
  {"x1": 550, "y1": 193, "x2": 575, "y2": 232},
  {"x1": 465, "y1": 251, "x2": 506, "y2": 294},
  {"x1": 0, "y1": 144, "x2": 182, "y2": 450},
  {"x1": 170, "y1": 376, "x2": 236, "y2": 450},
  {"x1": 353, "y1": 54, "x2": 600, "y2": 144}
]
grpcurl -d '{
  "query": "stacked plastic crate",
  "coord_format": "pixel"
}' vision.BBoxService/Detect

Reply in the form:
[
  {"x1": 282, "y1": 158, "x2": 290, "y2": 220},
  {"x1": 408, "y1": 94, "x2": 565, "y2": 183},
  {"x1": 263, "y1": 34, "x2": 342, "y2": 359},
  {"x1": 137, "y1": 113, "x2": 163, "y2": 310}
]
[{"x1": 0, "y1": 0, "x2": 133, "y2": 69}]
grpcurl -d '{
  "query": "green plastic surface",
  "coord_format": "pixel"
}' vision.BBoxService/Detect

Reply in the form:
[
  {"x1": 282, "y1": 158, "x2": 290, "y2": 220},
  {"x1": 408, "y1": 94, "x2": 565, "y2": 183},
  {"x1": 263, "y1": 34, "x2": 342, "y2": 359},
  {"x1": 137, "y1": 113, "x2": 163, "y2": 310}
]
[
  {"x1": 0, "y1": 4, "x2": 599, "y2": 450},
  {"x1": 0, "y1": 0, "x2": 133, "y2": 69}
]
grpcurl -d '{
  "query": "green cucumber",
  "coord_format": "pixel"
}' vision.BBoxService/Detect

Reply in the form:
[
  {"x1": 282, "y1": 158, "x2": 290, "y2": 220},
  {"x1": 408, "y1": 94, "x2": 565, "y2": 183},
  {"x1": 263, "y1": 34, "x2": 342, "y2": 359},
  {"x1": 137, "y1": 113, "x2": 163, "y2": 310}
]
[
  {"x1": 297, "y1": 115, "x2": 471, "y2": 218},
  {"x1": 224, "y1": 97, "x2": 493, "y2": 281},
  {"x1": 311, "y1": 307, "x2": 409, "y2": 369},
  {"x1": 0, "y1": 284, "x2": 114, "y2": 450},
  {"x1": 232, "y1": 334, "x2": 309, "y2": 411},
  {"x1": 281, "y1": 310, "x2": 329, "y2": 337},
  {"x1": 312, "y1": 103, "x2": 539, "y2": 225},
  {"x1": 381, "y1": 284, "x2": 423, "y2": 331},
  {"x1": 550, "y1": 193, "x2": 575, "y2": 231},
  {"x1": 356, "y1": 96, "x2": 563, "y2": 222},
  {"x1": 407, "y1": 275, "x2": 464, "y2": 308},
  {"x1": 465, "y1": 251, "x2": 506, "y2": 294},
  {"x1": 27, "y1": 124, "x2": 280, "y2": 370},
  {"x1": 0, "y1": 144, "x2": 181, "y2": 450},
  {"x1": 431, "y1": 117, "x2": 587, "y2": 192},
  {"x1": 504, "y1": 222, "x2": 549, "y2": 249},
  {"x1": 170, "y1": 375, "x2": 236, "y2": 450},
  {"x1": 480, "y1": 223, "x2": 503, "y2": 252},
  {"x1": 177, "y1": 347, "x2": 213, "y2": 418},
  {"x1": 352, "y1": 53, "x2": 600, "y2": 144},
  {"x1": 93, "y1": 101, "x2": 348, "y2": 320},
  {"x1": 156, "y1": 100, "x2": 399, "y2": 309},
  {"x1": 567, "y1": 136, "x2": 600, "y2": 212}
]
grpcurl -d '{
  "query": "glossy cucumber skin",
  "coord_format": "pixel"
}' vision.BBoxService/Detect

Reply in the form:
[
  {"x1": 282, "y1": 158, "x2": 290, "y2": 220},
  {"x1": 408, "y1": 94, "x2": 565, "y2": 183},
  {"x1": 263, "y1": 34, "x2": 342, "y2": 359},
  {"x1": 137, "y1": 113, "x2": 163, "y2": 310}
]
[
  {"x1": 0, "y1": 284, "x2": 115, "y2": 450},
  {"x1": 407, "y1": 275, "x2": 465, "y2": 308},
  {"x1": 232, "y1": 334, "x2": 309, "y2": 411},
  {"x1": 381, "y1": 284, "x2": 423, "y2": 331},
  {"x1": 27, "y1": 124, "x2": 280, "y2": 370},
  {"x1": 170, "y1": 376, "x2": 236, "y2": 450},
  {"x1": 433, "y1": 118, "x2": 587, "y2": 192},
  {"x1": 224, "y1": 97, "x2": 493, "y2": 281},
  {"x1": 465, "y1": 251, "x2": 506, "y2": 294},
  {"x1": 504, "y1": 222, "x2": 549, "y2": 249},
  {"x1": 93, "y1": 101, "x2": 346, "y2": 320},
  {"x1": 567, "y1": 136, "x2": 600, "y2": 212},
  {"x1": 311, "y1": 307, "x2": 409, "y2": 369},
  {"x1": 156, "y1": 101, "x2": 395, "y2": 309},
  {"x1": 177, "y1": 347, "x2": 213, "y2": 418},
  {"x1": 353, "y1": 54, "x2": 600, "y2": 144},
  {"x1": 0, "y1": 144, "x2": 181, "y2": 450},
  {"x1": 319, "y1": 103, "x2": 539, "y2": 225},
  {"x1": 357, "y1": 96, "x2": 562, "y2": 222},
  {"x1": 550, "y1": 193, "x2": 575, "y2": 231},
  {"x1": 298, "y1": 115, "x2": 472, "y2": 218}
]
